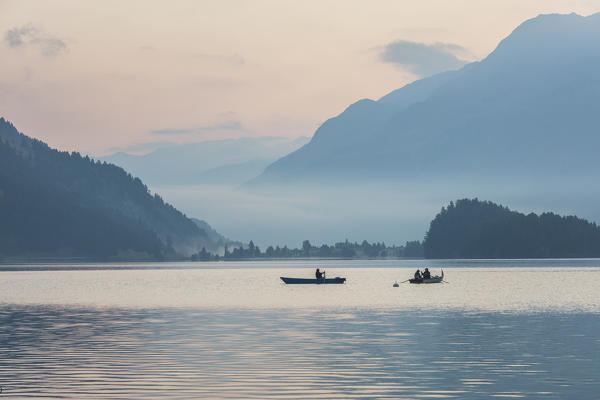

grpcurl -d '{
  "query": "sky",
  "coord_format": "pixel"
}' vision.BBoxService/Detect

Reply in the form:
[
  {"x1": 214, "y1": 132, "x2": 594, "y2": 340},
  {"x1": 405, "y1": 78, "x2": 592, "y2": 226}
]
[{"x1": 1, "y1": 0, "x2": 599, "y2": 155}]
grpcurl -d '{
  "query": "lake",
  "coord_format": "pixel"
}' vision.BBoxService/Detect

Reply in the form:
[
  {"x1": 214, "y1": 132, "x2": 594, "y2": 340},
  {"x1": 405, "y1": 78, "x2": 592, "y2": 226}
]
[{"x1": 1, "y1": 259, "x2": 599, "y2": 399}]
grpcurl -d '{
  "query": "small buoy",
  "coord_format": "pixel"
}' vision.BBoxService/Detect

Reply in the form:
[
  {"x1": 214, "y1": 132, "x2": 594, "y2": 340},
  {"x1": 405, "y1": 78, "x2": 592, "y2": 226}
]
[{"x1": 393, "y1": 281, "x2": 399, "y2": 287}]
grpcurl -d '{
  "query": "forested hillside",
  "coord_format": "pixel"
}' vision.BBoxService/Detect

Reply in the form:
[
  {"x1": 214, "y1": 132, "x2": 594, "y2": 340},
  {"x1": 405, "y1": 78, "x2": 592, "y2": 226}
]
[
  {"x1": 424, "y1": 199, "x2": 600, "y2": 259},
  {"x1": 0, "y1": 117, "x2": 211, "y2": 259}
]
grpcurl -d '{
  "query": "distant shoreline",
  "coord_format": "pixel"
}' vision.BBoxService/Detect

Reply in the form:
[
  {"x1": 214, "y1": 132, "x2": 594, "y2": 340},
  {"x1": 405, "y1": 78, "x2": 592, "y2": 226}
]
[
  {"x1": 4, "y1": 256, "x2": 600, "y2": 267},
  {"x1": 0, "y1": 256, "x2": 424, "y2": 265}
]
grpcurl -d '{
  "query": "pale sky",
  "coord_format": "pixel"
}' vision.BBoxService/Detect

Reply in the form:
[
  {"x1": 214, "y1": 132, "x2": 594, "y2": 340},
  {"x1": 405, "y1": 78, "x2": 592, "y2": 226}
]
[{"x1": 1, "y1": 0, "x2": 598, "y2": 155}]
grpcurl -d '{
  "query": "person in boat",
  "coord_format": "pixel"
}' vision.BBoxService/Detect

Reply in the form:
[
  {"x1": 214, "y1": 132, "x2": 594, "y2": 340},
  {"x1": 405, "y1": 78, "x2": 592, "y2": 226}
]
[
  {"x1": 315, "y1": 268, "x2": 325, "y2": 280},
  {"x1": 414, "y1": 269, "x2": 422, "y2": 280},
  {"x1": 423, "y1": 267, "x2": 431, "y2": 279}
]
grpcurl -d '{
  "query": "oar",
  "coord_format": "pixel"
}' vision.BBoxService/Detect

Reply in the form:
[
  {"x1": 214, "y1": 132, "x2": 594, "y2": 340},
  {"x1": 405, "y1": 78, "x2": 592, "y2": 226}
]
[
  {"x1": 399, "y1": 279, "x2": 410, "y2": 283},
  {"x1": 442, "y1": 280, "x2": 450, "y2": 284}
]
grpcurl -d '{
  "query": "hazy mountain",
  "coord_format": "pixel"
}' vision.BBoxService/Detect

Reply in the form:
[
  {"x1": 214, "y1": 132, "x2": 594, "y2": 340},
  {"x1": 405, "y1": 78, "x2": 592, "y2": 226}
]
[
  {"x1": 0, "y1": 118, "x2": 226, "y2": 259},
  {"x1": 192, "y1": 159, "x2": 274, "y2": 185},
  {"x1": 252, "y1": 12, "x2": 600, "y2": 185},
  {"x1": 191, "y1": 218, "x2": 242, "y2": 249},
  {"x1": 103, "y1": 136, "x2": 309, "y2": 186}
]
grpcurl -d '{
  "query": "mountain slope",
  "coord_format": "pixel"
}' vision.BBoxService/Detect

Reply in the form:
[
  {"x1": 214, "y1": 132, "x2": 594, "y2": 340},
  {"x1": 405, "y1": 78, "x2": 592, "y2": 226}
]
[
  {"x1": 0, "y1": 118, "x2": 215, "y2": 259},
  {"x1": 252, "y1": 12, "x2": 600, "y2": 185},
  {"x1": 191, "y1": 218, "x2": 242, "y2": 249}
]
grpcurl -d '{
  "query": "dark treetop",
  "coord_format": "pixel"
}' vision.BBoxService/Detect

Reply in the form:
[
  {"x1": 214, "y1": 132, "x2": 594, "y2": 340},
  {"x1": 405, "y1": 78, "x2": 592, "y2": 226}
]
[{"x1": 424, "y1": 198, "x2": 600, "y2": 259}]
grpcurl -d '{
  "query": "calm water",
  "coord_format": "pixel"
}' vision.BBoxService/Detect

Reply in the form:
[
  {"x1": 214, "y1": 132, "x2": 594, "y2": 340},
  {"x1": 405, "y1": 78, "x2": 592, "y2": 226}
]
[{"x1": 1, "y1": 260, "x2": 599, "y2": 399}]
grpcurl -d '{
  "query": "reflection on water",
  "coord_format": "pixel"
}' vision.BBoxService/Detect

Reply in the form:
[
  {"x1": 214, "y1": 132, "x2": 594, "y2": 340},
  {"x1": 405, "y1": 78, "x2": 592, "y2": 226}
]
[
  {"x1": 1, "y1": 262, "x2": 599, "y2": 398},
  {"x1": 0, "y1": 306, "x2": 598, "y2": 399}
]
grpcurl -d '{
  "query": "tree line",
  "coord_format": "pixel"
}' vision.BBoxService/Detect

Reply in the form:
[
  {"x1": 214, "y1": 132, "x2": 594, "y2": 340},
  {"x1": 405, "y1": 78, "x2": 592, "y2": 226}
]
[{"x1": 191, "y1": 239, "x2": 424, "y2": 261}]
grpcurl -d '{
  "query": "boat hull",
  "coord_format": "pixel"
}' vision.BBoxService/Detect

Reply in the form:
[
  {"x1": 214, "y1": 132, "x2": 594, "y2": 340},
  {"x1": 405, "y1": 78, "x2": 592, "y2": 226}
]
[
  {"x1": 409, "y1": 270, "x2": 444, "y2": 284},
  {"x1": 409, "y1": 277, "x2": 443, "y2": 284},
  {"x1": 280, "y1": 277, "x2": 346, "y2": 284}
]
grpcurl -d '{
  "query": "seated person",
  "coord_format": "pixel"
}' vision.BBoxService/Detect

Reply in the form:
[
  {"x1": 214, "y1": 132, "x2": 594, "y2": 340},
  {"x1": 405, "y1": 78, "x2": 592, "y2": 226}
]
[
  {"x1": 414, "y1": 269, "x2": 422, "y2": 279},
  {"x1": 315, "y1": 268, "x2": 324, "y2": 279},
  {"x1": 423, "y1": 268, "x2": 431, "y2": 279}
]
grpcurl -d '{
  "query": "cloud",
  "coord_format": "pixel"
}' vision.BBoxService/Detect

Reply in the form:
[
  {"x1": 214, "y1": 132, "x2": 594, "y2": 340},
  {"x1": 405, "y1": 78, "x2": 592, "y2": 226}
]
[
  {"x1": 151, "y1": 128, "x2": 195, "y2": 135},
  {"x1": 151, "y1": 120, "x2": 243, "y2": 135},
  {"x1": 192, "y1": 53, "x2": 245, "y2": 67},
  {"x1": 4, "y1": 24, "x2": 67, "y2": 57},
  {"x1": 106, "y1": 141, "x2": 176, "y2": 155},
  {"x1": 5, "y1": 25, "x2": 35, "y2": 46},
  {"x1": 380, "y1": 40, "x2": 470, "y2": 77},
  {"x1": 33, "y1": 37, "x2": 67, "y2": 57},
  {"x1": 206, "y1": 120, "x2": 242, "y2": 130}
]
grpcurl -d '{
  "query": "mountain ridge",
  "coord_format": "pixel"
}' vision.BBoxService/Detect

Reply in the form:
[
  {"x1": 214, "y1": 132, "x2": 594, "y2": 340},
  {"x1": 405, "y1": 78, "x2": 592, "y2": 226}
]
[
  {"x1": 251, "y1": 12, "x2": 600, "y2": 186},
  {"x1": 103, "y1": 136, "x2": 309, "y2": 186}
]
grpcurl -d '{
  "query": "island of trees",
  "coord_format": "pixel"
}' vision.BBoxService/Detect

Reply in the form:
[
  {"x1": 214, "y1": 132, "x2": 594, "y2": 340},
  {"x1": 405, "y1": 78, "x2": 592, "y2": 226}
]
[
  {"x1": 191, "y1": 239, "x2": 424, "y2": 261},
  {"x1": 423, "y1": 198, "x2": 600, "y2": 258}
]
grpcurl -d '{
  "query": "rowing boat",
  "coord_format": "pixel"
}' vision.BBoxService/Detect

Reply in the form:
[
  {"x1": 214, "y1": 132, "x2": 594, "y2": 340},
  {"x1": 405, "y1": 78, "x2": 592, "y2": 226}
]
[
  {"x1": 280, "y1": 277, "x2": 346, "y2": 284},
  {"x1": 409, "y1": 269, "x2": 444, "y2": 284}
]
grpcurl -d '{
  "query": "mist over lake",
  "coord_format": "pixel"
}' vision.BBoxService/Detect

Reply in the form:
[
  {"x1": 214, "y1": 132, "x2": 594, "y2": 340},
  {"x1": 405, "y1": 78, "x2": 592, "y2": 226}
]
[{"x1": 153, "y1": 179, "x2": 600, "y2": 248}]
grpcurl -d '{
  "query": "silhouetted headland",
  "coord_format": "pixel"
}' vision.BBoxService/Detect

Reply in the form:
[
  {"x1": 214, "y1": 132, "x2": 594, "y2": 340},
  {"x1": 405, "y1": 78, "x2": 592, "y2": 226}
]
[{"x1": 424, "y1": 199, "x2": 600, "y2": 259}]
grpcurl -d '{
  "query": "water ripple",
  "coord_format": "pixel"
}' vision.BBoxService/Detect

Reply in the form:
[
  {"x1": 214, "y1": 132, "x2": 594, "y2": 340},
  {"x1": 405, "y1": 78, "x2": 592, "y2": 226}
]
[{"x1": 0, "y1": 306, "x2": 599, "y2": 399}]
